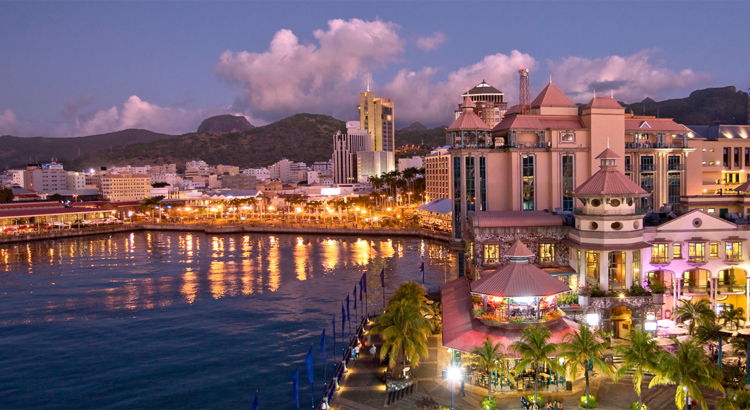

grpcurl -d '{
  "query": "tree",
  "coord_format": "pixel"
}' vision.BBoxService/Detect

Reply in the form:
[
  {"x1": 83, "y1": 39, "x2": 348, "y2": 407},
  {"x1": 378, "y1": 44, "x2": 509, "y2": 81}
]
[
  {"x1": 511, "y1": 326, "x2": 563, "y2": 404},
  {"x1": 470, "y1": 337, "x2": 516, "y2": 399},
  {"x1": 650, "y1": 338, "x2": 724, "y2": 410},
  {"x1": 389, "y1": 281, "x2": 427, "y2": 307},
  {"x1": 48, "y1": 193, "x2": 64, "y2": 202},
  {"x1": 673, "y1": 299, "x2": 716, "y2": 334},
  {"x1": 559, "y1": 323, "x2": 614, "y2": 405},
  {"x1": 717, "y1": 388, "x2": 750, "y2": 410},
  {"x1": 719, "y1": 307, "x2": 745, "y2": 331},
  {"x1": 0, "y1": 187, "x2": 15, "y2": 202},
  {"x1": 614, "y1": 330, "x2": 662, "y2": 410},
  {"x1": 139, "y1": 196, "x2": 165, "y2": 219},
  {"x1": 370, "y1": 298, "x2": 432, "y2": 377}
]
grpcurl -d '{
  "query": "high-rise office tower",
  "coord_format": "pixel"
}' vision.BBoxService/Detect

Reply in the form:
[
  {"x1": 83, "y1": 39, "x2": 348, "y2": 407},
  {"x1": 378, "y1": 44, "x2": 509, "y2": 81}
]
[{"x1": 358, "y1": 91, "x2": 394, "y2": 152}]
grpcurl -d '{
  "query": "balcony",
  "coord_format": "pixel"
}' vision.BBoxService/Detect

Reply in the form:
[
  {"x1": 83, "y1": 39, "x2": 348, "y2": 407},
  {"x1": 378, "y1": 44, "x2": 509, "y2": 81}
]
[
  {"x1": 651, "y1": 257, "x2": 669, "y2": 265},
  {"x1": 626, "y1": 142, "x2": 689, "y2": 149},
  {"x1": 725, "y1": 256, "x2": 743, "y2": 263},
  {"x1": 668, "y1": 164, "x2": 685, "y2": 171},
  {"x1": 682, "y1": 284, "x2": 709, "y2": 294},
  {"x1": 641, "y1": 164, "x2": 655, "y2": 171},
  {"x1": 625, "y1": 164, "x2": 632, "y2": 171},
  {"x1": 688, "y1": 257, "x2": 706, "y2": 264},
  {"x1": 717, "y1": 284, "x2": 746, "y2": 294}
]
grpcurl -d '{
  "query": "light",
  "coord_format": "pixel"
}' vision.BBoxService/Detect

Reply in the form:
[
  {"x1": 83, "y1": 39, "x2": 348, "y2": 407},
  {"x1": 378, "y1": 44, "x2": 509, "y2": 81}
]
[
  {"x1": 185, "y1": 207, "x2": 191, "y2": 211},
  {"x1": 268, "y1": 205, "x2": 275, "y2": 211},
  {"x1": 296, "y1": 207, "x2": 303, "y2": 213},
  {"x1": 586, "y1": 313, "x2": 600, "y2": 326},
  {"x1": 387, "y1": 207, "x2": 392, "y2": 211},
  {"x1": 355, "y1": 207, "x2": 360, "y2": 211},
  {"x1": 361, "y1": 210, "x2": 367, "y2": 214},
  {"x1": 619, "y1": 293, "x2": 625, "y2": 298},
  {"x1": 447, "y1": 366, "x2": 461, "y2": 381}
]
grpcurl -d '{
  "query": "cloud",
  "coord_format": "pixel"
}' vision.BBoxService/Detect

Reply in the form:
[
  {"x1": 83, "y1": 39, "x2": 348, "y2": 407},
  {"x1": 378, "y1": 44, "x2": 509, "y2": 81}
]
[
  {"x1": 416, "y1": 32, "x2": 446, "y2": 52},
  {"x1": 62, "y1": 94, "x2": 94, "y2": 121},
  {"x1": 66, "y1": 96, "x2": 240, "y2": 137},
  {"x1": 381, "y1": 51, "x2": 536, "y2": 127},
  {"x1": 214, "y1": 18, "x2": 403, "y2": 121},
  {"x1": 0, "y1": 109, "x2": 39, "y2": 137},
  {"x1": 548, "y1": 50, "x2": 713, "y2": 103}
]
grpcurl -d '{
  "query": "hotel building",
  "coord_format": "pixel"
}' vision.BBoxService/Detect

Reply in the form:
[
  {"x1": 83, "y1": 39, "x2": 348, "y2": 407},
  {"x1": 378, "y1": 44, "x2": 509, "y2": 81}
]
[{"x1": 100, "y1": 173, "x2": 151, "y2": 201}]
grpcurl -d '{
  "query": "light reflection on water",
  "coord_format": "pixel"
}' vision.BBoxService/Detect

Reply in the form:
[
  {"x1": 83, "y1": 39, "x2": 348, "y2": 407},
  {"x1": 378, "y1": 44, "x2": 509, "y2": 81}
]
[{"x1": 0, "y1": 232, "x2": 456, "y2": 409}]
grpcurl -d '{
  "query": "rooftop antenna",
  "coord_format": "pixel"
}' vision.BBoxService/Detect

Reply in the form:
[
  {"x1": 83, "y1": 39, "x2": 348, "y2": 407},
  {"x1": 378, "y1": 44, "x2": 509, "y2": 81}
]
[
  {"x1": 366, "y1": 73, "x2": 370, "y2": 92},
  {"x1": 549, "y1": 74, "x2": 552, "y2": 84},
  {"x1": 593, "y1": 89, "x2": 596, "y2": 98},
  {"x1": 607, "y1": 137, "x2": 610, "y2": 149}
]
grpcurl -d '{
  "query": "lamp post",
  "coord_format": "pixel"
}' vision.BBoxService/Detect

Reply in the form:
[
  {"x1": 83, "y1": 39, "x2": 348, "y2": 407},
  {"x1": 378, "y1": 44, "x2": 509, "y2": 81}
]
[
  {"x1": 447, "y1": 365, "x2": 461, "y2": 410},
  {"x1": 682, "y1": 386, "x2": 688, "y2": 410}
]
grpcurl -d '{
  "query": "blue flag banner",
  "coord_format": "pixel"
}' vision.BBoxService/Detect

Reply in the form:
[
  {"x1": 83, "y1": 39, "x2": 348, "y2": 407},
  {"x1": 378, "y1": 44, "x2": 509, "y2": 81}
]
[
  {"x1": 306, "y1": 345, "x2": 314, "y2": 385},
  {"x1": 380, "y1": 268, "x2": 385, "y2": 288},
  {"x1": 420, "y1": 258, "x2": 425, "y2": 284},
  {"x1": 292, "y1": 367, "x2": 299, "y2": 409},
  {"x1": 346, "y1": 294, "x2": 350, "y2": 321},
  {"x1": 359, "y1": 282, "x2": 362, "y2": 301},
  {"x1": 353, "y1": 286, "x2": 357, "y2": 310},
  {"x1": 320, "y1": 328, "x2": 326, "y2": 365},
  {"x1": 361, "y1": 272, "x2": 367, "y2": 293},
  {"x1": 253, "y1": 391, "x2": 259, "y2": 410},
  {"x1": 341, "y1": 303, "x2": 345, "y2": 334}
]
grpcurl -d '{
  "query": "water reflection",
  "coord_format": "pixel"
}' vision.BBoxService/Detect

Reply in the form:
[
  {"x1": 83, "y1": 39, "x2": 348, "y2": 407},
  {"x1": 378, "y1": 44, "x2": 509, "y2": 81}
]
[{"x1": 0, "y1": 233, "x2": 457, "y2": 315}]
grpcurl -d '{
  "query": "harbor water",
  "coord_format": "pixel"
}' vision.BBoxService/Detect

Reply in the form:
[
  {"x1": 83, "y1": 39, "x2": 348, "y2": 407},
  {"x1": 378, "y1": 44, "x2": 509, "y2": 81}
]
[{"x1": 0, "y1": 232, "x2": 456, "y2": 409}]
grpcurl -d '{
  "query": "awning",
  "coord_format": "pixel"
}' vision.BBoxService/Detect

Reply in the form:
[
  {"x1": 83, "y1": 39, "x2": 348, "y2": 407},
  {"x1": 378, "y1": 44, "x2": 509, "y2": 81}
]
[
  {"x1": 540, "y1": 265, "x2": 577, "y2": 275},
  {"x1": 417, "y1": 198, "x2": 452, "y2": 214}
]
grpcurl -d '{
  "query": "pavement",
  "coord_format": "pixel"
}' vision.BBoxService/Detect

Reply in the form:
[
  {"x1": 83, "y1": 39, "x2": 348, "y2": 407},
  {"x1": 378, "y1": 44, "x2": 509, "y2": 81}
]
[{"x1": 330, "y1": 324, "x2": 728, "y2": 410}]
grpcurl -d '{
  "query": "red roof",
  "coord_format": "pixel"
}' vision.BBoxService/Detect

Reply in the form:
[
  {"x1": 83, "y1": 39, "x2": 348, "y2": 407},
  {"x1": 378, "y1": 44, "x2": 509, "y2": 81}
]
[
  {"x1": 735, "y1": 181, "x2": 750, "y2": 192},
  {"x1": 471, "y1": 260, "x2": 571, "y2": 298},
  {"x1": 624, "y1": 118, "x2": 686, "y2": 132},
  {"x1": 530, "y1": 83, "x2": 576, "y2": 108},
  {"x1": 584, "y1": 97, "x2": 623, "y2": 109},
  {"x1": 505, "y1": 239, "x2": 534, "y2": 258},
  {"x1": 461, "y1": 95, "x2": 476, "y2": 109},
  {"x1": 595, "y1": 148, "x2": 621, "y2": 159},
  {"x1": 0, "y1": 202, "x2": 64, "y2": 211},
  {"x1": 574, "y1": 167, "x2": 648, "y2": 196},
  {"x1": 471, "y1": 211, "x2": 565, "y2": 228},
  {"x1": 492, "y1": 115, "x2": 585, "y2": 132},
  {"x1": 504, "y1": 105, "x2": 522, "y2": 115},
  {"x1": 447, "y1": 108, "x2": 490, "y2": 131},
  {"x1": 441, "y1": 277, "x2": 577, "y2": 354}
]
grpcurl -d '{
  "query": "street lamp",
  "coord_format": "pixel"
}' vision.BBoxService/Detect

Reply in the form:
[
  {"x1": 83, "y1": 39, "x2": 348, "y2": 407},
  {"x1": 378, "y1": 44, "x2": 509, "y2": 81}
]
[
  {"x1": 682, "y1": 386, "x2": 688, "y2": 410},
  {"x1": 447, "y1": 365, "x2": 461, "y2": 410}
]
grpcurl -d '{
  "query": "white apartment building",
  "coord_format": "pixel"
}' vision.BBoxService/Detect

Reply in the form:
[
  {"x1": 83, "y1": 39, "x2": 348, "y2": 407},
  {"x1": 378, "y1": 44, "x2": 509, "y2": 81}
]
[
  {"x1": 333, "y1": 122, "x2": 371, "y2": 184},
  {"x1": 241, "y1": 167, "x2": 271, "y2": 180},
  {"x1": 357, "y1": 150, "x2": 395, "y2": 183},
  {"x1": 268, "y1": 158, "x2": 308, "y2": 183},
  {"x1": 66, "y1": 171, "x2": 86, "y2": 190},
  {"x1": 26, "y1": 163, "x2": 67, "y2": 193},
  {"x1": 9, "y1": 170, "x2": 25, "y2": 187},
  {"x1": 109, "y1": 165, "x2": 151, "y2": 175},
  {"x1": 100, "y1": 173, "x2": 151, "y2": 201},
  {"x1": 186, "y1": 160, "x2": 209, "y2": 171},
  {"x1": 398, "y1": 156, "x2": 424, "y2": 172}
]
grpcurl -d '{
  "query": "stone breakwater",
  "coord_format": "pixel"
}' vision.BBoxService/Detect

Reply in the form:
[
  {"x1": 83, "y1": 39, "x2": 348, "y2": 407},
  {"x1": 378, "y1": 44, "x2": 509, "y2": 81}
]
[{"x1": 0, "y1": 223, "x2": 452, "y2": 245}]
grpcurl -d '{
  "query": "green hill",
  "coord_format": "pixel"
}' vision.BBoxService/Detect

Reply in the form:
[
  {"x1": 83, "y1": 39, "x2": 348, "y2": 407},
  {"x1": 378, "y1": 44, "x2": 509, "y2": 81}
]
[
  {"x1": 395, "y1": 126, "x2": 448, "y2": 148},
  {"x1": 197, "y1": 115, "x2": 254, "y2": 134},
  {"x1": 622, "y1": 86, "x2": 748, "y2": 125},
  {"x1": 0, "y1": 129, "x2": 177, "y2": 170},
  {"x1": 64, "y1": 114, "x2": 346, "y2": 171}
]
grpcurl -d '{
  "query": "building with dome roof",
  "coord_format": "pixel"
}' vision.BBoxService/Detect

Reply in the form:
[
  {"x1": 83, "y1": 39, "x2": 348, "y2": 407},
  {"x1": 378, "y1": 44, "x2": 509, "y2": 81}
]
[{"x1": 454, "y1": 80, "x2": 508, "y2": 129}]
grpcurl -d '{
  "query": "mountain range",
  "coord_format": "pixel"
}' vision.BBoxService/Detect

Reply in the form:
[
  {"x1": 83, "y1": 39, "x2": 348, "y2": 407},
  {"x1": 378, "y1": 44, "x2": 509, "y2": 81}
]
[{"x1": 1, "y1": 86, "x2": 747, "y2": 172}]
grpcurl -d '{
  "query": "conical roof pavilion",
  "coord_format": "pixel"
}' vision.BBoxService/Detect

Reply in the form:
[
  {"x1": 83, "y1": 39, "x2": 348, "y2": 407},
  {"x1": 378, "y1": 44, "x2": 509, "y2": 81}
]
[
  {"x1": 470, "y1": 240, "x2": 570, "y2": 297},
  {"x1": 574, "y1": 148, "x2": 647, "y2": 197}
]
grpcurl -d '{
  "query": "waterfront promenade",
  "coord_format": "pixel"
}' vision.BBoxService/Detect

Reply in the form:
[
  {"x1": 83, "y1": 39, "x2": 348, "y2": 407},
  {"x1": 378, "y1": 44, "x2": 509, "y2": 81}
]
[{"x1": 0, "y1": 222, "x2": 452, "y2": 245}]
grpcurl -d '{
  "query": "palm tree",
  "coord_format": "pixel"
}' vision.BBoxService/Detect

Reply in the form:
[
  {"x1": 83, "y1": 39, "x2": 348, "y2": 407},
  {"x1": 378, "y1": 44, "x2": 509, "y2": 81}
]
[
  {"x1": 370, "y1": 298, "x2": 432, "y2": 377},
  {"x1": 673, "y1": 299, "x2": 716, "y2": 334},
  {"x1": 471, "y1": 337, "x2": 516, "y2": 399},
  {"x1": 511, "y1": 326, "x2": 563, "y2": 404},
  {"x1": 558, "y1": 323, "x2": 614, "y2": 405},
  {"x1": 389, "y1": 281, "x2": 427, "y2": 307},
  {"x1": 650, "y1": 338, "x2": 724, "y2": 410},
  {"x1": 614, "y1": 330, "x2": 662, "y2": 410},
  {"x1": 139, "y1": 196, "x2": 165, "y2": 221},
  {"x1": 719, "y1": 307, "x2": 745, "y2": 331},
  {"x1": 717, "y1": 388, "x2": 750, "y2": 410}
]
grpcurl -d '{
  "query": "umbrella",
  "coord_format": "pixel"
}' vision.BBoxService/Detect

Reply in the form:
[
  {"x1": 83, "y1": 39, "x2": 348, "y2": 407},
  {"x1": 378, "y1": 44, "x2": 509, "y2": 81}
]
[{"x1": 667, "y1": 327, "x2": 689, "y2": 335}]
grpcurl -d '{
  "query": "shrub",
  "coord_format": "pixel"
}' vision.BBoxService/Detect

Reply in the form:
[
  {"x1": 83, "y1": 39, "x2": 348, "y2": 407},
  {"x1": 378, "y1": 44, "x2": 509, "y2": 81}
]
[
  {"x1": 527, "y1": 394, "x2": 544, "y2": 405},
  {"x1": 473, "y1": 307, "x2": 485, "y2": 318},
  {"x1": 591, "y1": 287, "x2": 606, "y2": 298},
  {"x1": 577, "y1": 286, "x2": 592, "y2": 297},
  {"x1": 627, "y1": 284, "x2": 651, "y2": 297},
  {"x1": 472, "y1": 295, "x2": 483, "y2": 305},
  {"x1": 580, "y1": 395, "x2": 598, "y2": 409},
  {"x1": 482, "y1": 396, "x2": 497, "y2": 410},
  {"x1": 629, "y1": 403, "x2": 647, "y2": 410},
  {"x1": 649, "y1": 280, "x2": 666, "y2": 294}
]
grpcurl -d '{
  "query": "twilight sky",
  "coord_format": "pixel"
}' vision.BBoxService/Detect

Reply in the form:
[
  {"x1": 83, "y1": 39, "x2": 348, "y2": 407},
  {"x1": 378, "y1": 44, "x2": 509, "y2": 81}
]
[{"x1": 1, "y1": 1, "x2": 748, "y2": 138}]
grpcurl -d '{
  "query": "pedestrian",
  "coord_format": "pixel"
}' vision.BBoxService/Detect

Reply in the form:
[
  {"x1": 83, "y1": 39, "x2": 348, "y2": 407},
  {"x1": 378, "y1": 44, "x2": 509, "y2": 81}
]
[
  {"x1": 353, "y1": 345, "x2": 359, "y2": 360},
  {"x1": 460, "y1": 379, "x2": 465, "y2": 397},
  {"x1": 521, "y1": 395, "x2": 529, "y2": 410},
  {"x1": 558, "y1": 400, "x2": 563, "y2": 410},
  {"x1": 547, "y1": 401, "x2": 552, "y2": 410},
  {"x1": 369, "y1": 344, "x2": 377, "y2": 359}
]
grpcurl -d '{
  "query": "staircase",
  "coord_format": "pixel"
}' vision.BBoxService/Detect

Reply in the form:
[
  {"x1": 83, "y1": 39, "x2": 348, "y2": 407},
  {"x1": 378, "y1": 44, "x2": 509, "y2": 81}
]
[{"x1": 385, "y1": 384, "x2": 415, "y2": 407}]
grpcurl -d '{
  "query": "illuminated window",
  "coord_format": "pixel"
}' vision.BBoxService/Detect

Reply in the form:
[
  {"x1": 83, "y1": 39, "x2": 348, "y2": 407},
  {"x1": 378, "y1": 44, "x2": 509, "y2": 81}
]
[
  {"x1": 726, "y1": 242, "x2": 742, "y2": 262},
  {"x1": 484, "y1": 244, "x2": 500, "y2": 264},
  {"x1": 708, "y1": 208, "x2": 716, "y2": 214},
  {"x1": 585, "y1": 251, "x2": 599, "y2": 284},
  {"x1": 651, "y1": 243, "x2": 668, "y2": 264},
  {"x1": 710, "y1": 242, "x2": 720, "y2": 258},
  {"x1": 608, "y1": 252, "x2": 626, "y2": 290},
  {"x1": 673, "y1": 243, "x2": 682, "y2": 259},
  {"x1": 688, "y1": 242, "x2": 705, "y2": 263},
  {"x1": 539, "y1": 243, "x2": 555, "y2": 263},
  {"x1": 632, "y1": 250, "x2": 641, "y2": 284}
]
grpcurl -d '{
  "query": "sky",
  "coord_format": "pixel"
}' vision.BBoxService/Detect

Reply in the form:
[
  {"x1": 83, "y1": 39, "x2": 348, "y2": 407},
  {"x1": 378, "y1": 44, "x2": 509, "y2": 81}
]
[{"x1": 0, "y1": 1, "x2": 748, "y2": 138}]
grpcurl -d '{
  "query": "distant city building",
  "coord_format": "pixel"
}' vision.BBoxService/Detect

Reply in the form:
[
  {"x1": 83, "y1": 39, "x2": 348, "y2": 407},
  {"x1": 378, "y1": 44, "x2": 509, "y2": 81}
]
[
  {"x1": 312, "y1": 161, "x2": 333, "y2": 174},
  {"x1": 425, "y1": 146, "x2": 451, "y2": 201},
  {"x1": 216, "y1": 164, "x2": 240, "y2": 176},
  {"x1": 398, "y1": 156, "x2": 424, "y2": 172},
  {"x1": 66, "y1": 171, "x2": 86, "y2": 190},
  {"x1": 186, "y1": 160, "x2": 209, "y2": 171},
  {"x1": 357, "y1": 150, "x2": 395, "y2": 183},
  {"x1": 25, "y1": 163, "x2": 67, "y2": 193},
  {"x1": 456, "y1": 80, "x2": 508, "y2": 129},
  {"x1": 268, "y1": 158, "x2": 308, "y2": 183},
  {"x1": 220, "y1": 174, "x2": 258, "y2": 190},
  {"x1": 100, "y1": 173, "x2": 151, "y2": 201},
  {"x1": 307, "y1": 171, "x2": 320, "y2": 184},
  {"x1": 332, "y1": 122, "x2": 371, "y2": 184},
  {"x1": 241, "y1": 167, "x2": 271, "y2": 180},
  {"x1": 9, "y1": 170, "x2": 25, "y2": 187},
  {"x1": 358, "y1": 91, "x2": 394, "y2": 152}
]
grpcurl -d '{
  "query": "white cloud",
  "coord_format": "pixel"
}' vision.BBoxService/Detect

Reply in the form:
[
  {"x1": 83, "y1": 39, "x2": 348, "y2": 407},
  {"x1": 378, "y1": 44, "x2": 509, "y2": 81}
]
[
  {"x1": 0, "y1": 109, "x2": 38, "y2": 136},
  {"x1": 548, "y1": 50, "x2": 713, "y2": 103},
  {"x1": 416, "y1": 32, "x2": 447, "y2": 52},
  {"x1": 68, "y1": 96, "x2": 239, "y2": 137},
  {"x1": 381, "y1": 51, "x2": 536, "y2": 127},
  {"x1": 214, "y1": 18, "x2": 403, "y2": 121}
]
